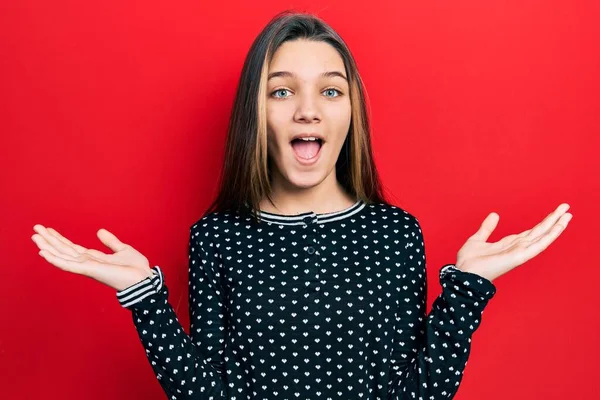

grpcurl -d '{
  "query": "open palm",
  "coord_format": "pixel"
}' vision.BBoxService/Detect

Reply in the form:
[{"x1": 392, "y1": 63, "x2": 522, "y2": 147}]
[
  {"x1": 455, "y1": 203, "x2": 572, "y2": 282},
  {"x1": 32, "y1": 225, "x2": 154, "y2": 291}
]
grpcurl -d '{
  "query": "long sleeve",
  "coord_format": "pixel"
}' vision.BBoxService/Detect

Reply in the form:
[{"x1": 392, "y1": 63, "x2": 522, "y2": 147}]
[
  {"x1": 388, "y1": 217, "x2": 497, "y2": 399},
  {"x1": 115, "y1": 224, "x2": 227, "y2": 399}
]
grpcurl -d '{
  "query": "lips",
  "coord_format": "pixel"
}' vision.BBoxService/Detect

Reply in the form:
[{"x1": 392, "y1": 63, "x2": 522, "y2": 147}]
[
  {"x1": 290, "y1": 132, "x2": 325, "y2": 142},
  {"x1": 290, "y1": 138, "x2": 323, "y2": 164}
]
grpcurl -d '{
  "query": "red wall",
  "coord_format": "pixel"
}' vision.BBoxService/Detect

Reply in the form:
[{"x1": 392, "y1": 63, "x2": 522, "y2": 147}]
[{"x1": 2, "y1": 1, "x2": 598, "y2": 398}]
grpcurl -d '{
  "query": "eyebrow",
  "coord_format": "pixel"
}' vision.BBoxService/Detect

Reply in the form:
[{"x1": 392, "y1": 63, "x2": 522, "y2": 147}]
[{"x1": 267, "y1": 70, "x2": 348, "y2": 82}]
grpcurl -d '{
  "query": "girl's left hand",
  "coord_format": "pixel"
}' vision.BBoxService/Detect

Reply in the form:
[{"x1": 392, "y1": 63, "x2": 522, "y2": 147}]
[{"x1": 455, "y1": 203, "x2": 573, "y2": 282}]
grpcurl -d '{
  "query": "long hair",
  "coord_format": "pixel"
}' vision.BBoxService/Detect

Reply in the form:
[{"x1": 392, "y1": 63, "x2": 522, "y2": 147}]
[{"x1": 205, "y1": 10, "x2": 390, "y2": 220}]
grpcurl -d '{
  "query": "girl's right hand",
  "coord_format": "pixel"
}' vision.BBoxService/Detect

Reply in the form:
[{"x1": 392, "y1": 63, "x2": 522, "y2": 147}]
[{"x1": 32, "y1": 224, "x2": 155, "y2": 291}]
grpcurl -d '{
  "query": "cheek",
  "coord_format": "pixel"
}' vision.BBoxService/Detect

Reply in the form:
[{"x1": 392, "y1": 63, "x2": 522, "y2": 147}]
[
  {"x1": 266, "y1": 103, "x2": 289, "y2": 131},
  {"x1": 322, "y1": 97, "x2": 351, "y2": 123},
  {"x1": 266, "y1": 107, "x2": 278, "y2": 130},
  {"x1": 324, "y1": 102, "x2": 352, "y2": 146},
  {"x1": 266, "y1": 105, "x2": 293, "y2": 153},
  {"x1": 334, "y1": 99, "x2": 352, "y2": 124}
]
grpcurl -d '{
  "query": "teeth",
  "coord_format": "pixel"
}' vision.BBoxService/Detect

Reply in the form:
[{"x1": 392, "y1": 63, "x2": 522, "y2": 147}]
[{"x1": 298, "y1": 137, "x2": 318, "y2": 141}]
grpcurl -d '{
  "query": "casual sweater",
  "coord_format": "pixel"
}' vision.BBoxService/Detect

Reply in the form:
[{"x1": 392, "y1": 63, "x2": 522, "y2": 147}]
[{"x1": 116, "y1": 200, "x2": 497, "y2": 399}]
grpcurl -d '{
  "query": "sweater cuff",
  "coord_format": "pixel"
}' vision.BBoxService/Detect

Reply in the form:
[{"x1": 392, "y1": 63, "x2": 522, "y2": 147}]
[
  {"x1": 440, "y1": 264, "x2": 497, "y2": 301},
  {"x1": 116, "y1": 266, "x2": 163, "y2": 308}
]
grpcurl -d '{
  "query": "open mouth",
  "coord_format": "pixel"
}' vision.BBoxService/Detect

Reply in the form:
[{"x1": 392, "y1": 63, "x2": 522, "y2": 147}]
[{"x1": 290, "y1": 137, "x2": 323, "y2": 161}]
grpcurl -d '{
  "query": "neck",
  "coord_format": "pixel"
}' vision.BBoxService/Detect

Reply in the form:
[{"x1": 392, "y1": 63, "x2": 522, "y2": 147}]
[{"x1": 260, "y1": 169, "x2": 356, "y2": 215}]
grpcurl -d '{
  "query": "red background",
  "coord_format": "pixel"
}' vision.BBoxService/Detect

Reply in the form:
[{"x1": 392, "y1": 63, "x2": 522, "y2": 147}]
[{"x1": 2, "y1": 1, "x2": 599, "y2": 399}]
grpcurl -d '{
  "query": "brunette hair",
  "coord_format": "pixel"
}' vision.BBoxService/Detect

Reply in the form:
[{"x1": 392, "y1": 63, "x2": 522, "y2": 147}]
[{"x1": 206, "y1": 10, "x2": 390, "y2": 219}]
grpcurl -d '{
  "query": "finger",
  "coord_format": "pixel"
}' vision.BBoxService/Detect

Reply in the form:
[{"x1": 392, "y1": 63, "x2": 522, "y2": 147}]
[
  {"x1": 501, "y1": 228, "x2": 533, "y2": 248},
  {"x1": 38, "y1": 249, "x2": 91, "y2": 275},
  {"x1": 97, "y1": 228, "x2": 129, "y2": 253},
  {"x1": 492, "y1": 226, "x2": 537, "y2": 250},
  {"x1": 516, "y1": 228, "x2": 532, "y2": 238},
  {"x1": 524, "y1": 213, "x2": 572, "y2": 254},
  {"x1": 44, "y1": 227, "x2": 114, "y2": 262},
  {"x1": 470, "y1": 212, "x2": 500, "y2": 242},
  {"x1": 46, "y1": 227, "x2": 87, "y2": 254},
  {"x1": 32, "y1": 234, "x2": 79, "y2": 261},
  {"x1": 492, "y1": 233, "x2": 521, "y2": 251},
  {"x1": 526, "y1": 203, "x2": 570, "y2": 241},
  {"x1": 82, "y1": 248, "x2": 114, "y2": 263},
  {"x1": 33, "y1": 225, "x2": 81, "y2": 258}
]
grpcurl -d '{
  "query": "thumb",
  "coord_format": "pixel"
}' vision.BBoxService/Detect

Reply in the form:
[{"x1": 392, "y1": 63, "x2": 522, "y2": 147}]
[
  {"x1": 470, "y1": 212, "x2": 500, "y2": 242},
  {"x1": 97, "y1": 228, "x2": 128, "y2": 252}
]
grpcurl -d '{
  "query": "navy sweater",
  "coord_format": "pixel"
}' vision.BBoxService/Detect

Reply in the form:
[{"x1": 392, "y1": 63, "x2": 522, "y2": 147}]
[{"x1": 116, "y1": 200, "x2": 496, "y2": 399}]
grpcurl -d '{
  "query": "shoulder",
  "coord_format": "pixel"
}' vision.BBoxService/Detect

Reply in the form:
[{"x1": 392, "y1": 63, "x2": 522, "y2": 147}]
[
  {"x1": 188, "y1": 211, "x2": 240, "y2": 257},
  {"x1": 189, "y1": 208, "x2": 252, "y2": 240},
  {"x1": 365, "y1": 201, "x2": 424, "y2": 249},
  {"x1": 364, "y1": 201, "x2": 421, "y2": 230},
  {"x1": 361, "y1": 202, "x2": 425, "y2": 266}
]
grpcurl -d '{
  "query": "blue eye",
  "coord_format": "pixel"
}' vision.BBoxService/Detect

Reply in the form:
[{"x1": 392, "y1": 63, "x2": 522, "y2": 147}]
[
  {"x1": 323, "y1": 88, "x2": 341, "y2": 98},
  {"x1": 272, "y1": 89, "x2": 290, "y2": 98},
  {"x1": 270, "y1": 88, "x2": 343, "y2": 99}
]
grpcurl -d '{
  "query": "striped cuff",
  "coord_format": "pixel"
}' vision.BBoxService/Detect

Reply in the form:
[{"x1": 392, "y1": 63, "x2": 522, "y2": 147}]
[{"x1": 116, "y1": 266, "x2": 164, "y2": 308}]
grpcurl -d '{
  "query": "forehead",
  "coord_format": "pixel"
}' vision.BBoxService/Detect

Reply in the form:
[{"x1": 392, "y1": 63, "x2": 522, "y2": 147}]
[{"x1": 268, "y1": 40, "x2": 345, "y2": 77}]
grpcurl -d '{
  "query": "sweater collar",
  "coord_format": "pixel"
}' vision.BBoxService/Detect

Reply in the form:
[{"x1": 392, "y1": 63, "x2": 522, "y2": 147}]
[{"x1": 252, "y1": 199, "x2": 366, "y2": 226}]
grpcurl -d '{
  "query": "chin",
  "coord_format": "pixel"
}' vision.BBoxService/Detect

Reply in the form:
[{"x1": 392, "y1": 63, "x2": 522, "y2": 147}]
[{"x1": 284, "y1": 170, "x2": 326, "y2": 189}]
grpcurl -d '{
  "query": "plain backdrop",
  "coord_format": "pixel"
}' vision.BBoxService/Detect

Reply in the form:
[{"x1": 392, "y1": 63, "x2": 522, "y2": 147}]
[{"x1": 1, "y1": 1, "x2": 599, "y2": 399}]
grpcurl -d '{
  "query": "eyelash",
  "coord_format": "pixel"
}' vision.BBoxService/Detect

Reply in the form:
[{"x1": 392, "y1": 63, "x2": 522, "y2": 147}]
[{"x1": 270, "y1": 87, "x2": 343, "y2": 99}]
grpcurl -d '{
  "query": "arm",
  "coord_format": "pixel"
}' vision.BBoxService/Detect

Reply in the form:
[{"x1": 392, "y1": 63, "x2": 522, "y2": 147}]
[
  {"x1": 116, "y1": 224, "x2": 227, "y2": 399},
  {"x1": 388, "y1": 217, "x2": 497, "y2": 399}
]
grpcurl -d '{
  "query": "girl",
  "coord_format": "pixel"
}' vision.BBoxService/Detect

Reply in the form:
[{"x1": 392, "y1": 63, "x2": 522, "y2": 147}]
[{"x1": 31, "y1": 10, "x2": 572, "y2": 400}]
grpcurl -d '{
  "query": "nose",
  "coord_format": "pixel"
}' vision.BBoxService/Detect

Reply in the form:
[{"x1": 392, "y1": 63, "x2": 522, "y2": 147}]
[{"x1": 293, "y1": 91, "x2": 321, "y2": 123}]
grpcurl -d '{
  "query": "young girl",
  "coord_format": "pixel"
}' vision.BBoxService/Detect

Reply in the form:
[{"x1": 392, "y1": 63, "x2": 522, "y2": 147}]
[{"x1": 32, "y1": 10, "x2": 572, "y2": 400}]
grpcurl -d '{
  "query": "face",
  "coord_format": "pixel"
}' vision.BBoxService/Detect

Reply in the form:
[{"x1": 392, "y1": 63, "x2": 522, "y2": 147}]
[{"x1": 266, "y1": 39, "x2": 351, "y2": 191}]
